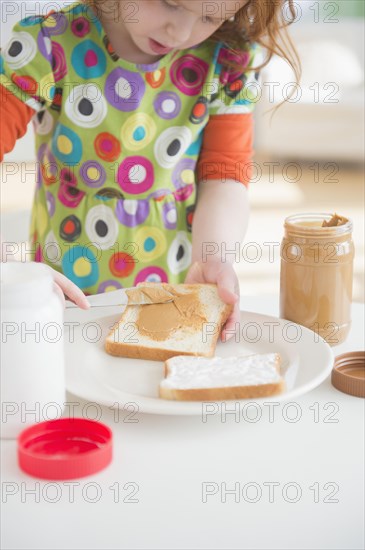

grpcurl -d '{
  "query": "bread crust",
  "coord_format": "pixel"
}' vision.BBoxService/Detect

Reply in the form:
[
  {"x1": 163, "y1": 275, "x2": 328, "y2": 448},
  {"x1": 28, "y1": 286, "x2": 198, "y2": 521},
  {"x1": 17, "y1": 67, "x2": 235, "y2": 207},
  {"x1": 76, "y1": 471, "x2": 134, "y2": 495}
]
[
  {"x1": 159, "y1": 379, "x2": 285, "y2": 401},
  {"x1": 105, "y1": 341, "x2": 212, "y2": 361}
]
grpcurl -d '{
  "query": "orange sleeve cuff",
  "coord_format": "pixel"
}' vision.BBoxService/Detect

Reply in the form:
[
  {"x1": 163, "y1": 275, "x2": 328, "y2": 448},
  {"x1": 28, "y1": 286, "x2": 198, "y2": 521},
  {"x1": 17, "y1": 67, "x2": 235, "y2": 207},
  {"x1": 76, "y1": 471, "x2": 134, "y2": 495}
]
[
  {"x1": 0, "y1": 84, "x2": 35, "y2": 161},
  {"x1": 196, "y1": 113, "x2": 254, "y2": 187}
]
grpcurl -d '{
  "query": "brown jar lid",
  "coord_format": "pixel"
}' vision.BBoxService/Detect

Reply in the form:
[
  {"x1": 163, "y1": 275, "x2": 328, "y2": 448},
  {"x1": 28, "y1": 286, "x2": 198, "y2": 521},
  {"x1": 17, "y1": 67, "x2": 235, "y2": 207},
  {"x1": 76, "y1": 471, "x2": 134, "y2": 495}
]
[{"x1": 332, "y1": 352, "x2": 365, "y2": 397}]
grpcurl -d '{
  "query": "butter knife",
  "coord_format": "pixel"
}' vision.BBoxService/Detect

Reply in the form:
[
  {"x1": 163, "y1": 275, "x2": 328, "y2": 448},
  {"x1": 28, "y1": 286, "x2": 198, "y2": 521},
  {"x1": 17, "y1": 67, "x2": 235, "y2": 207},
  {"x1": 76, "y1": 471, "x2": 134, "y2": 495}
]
[{"x1": 65, "y1": 287, "x2": 173, "y2": 309}]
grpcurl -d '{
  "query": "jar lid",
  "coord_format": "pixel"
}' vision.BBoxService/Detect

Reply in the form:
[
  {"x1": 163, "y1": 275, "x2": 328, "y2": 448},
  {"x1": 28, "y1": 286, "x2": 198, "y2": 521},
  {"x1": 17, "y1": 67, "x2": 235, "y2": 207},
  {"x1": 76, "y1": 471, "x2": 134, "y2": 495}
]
[
  {"x1": 331, "y1": 352, "x2": 365, "y2": 398},
  {"x1": 18, "y1": 418, "x2": 113, "y2": 480}
]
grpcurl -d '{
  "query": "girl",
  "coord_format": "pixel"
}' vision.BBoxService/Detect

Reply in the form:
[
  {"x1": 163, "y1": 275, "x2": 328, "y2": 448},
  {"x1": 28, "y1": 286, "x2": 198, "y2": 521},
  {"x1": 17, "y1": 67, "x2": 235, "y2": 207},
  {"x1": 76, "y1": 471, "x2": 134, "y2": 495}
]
[{"x1": 0, "y1": 0, "x2": 298, "y2": 340}]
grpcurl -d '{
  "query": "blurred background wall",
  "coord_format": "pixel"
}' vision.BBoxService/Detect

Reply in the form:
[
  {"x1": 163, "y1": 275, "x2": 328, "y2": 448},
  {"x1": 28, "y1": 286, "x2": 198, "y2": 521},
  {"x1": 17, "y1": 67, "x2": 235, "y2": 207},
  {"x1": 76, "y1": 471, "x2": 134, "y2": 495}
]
[
  {"x1": 249, "y1": 0, "x2": 364, "y2": 301},
  {"x1": 255, "y1": 0, "x2": 364, "y2": 163}
]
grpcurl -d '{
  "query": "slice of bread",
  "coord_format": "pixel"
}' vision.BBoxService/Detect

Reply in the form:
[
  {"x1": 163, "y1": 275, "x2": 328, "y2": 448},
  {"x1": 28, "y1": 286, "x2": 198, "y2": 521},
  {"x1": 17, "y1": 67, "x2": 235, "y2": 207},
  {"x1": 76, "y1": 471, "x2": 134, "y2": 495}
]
[
  {"x1": 159, "y1": 353, "x2": 285, "y2": 400},
  {"x1": 105, "y1": 283, "x2": 233, "y2": 361}
]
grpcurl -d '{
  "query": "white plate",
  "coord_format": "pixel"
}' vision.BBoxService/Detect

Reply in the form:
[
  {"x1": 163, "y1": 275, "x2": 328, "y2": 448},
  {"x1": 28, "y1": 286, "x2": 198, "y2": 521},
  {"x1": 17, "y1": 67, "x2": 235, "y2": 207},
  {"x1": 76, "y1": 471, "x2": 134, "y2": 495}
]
[{"x1": 65, "y1": 310, "x2": 334, "y2": 415}]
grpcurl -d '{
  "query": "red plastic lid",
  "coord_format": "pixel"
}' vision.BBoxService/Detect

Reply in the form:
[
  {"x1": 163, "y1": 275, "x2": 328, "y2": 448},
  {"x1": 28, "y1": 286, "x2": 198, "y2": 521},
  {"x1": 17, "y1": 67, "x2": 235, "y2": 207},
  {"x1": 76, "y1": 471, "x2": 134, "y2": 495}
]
[{"x1": 17, "y1": 418, "x2": 113, "y2": 480}]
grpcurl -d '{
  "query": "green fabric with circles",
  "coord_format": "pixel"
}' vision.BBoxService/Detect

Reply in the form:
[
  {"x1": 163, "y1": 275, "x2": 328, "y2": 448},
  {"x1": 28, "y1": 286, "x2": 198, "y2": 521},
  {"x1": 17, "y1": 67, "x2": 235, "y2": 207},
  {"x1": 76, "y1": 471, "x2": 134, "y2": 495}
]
[{"x1": 0, "y1": 1, "x2": 259, "y2": 293}]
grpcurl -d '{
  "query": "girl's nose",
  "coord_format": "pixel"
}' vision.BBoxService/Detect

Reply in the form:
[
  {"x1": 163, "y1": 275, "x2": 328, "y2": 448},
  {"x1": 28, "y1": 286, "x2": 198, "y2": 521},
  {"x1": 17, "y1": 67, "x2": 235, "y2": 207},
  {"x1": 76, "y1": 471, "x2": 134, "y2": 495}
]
[{"x1": 165, "y1": 14, "x2": 195, "y2": 45}]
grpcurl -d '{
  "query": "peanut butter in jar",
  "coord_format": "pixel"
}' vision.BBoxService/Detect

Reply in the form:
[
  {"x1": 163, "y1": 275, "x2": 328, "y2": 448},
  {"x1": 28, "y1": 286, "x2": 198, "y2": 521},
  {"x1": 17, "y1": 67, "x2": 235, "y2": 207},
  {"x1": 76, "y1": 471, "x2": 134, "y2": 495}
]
[{"x1": 280, "y1": 213, "x2": 355, "y2": 345}]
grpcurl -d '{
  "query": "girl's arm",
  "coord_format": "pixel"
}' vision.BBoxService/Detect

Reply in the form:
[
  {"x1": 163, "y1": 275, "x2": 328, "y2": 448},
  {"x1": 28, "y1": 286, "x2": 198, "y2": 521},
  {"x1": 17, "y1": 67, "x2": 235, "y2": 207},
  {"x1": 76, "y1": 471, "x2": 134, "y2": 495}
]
[
  {"x1": 184, "y1": 105, "x2": 255, "y2": 342},
  {"x1": 185, "y1": 179, "x2": 249, "y2": 342},
  {"x1": 191, "y1": 179, "x2": 249, "y2": 265}
]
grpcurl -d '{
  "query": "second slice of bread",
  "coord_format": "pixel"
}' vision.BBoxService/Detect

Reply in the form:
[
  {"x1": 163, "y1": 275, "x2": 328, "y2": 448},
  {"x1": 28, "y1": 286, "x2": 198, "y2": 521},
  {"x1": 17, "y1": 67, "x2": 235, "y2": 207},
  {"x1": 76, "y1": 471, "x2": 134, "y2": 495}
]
[
  {"x1": 160, "y1": 353, "x2": 285, "y2": 400},
  {"x1": 105, "y1": 283, "x2": 233, "y2": 361}
]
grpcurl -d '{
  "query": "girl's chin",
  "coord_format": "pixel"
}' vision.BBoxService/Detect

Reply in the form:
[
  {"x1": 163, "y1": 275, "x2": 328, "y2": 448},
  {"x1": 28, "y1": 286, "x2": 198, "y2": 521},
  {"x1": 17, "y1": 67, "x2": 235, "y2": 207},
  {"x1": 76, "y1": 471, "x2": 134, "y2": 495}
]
[
  {"x1": 120, "y1": 42, "x2": 160, "y2": 63},
  {"x1": 130, "y1": 37, "x2": 196, "y2": 62}
]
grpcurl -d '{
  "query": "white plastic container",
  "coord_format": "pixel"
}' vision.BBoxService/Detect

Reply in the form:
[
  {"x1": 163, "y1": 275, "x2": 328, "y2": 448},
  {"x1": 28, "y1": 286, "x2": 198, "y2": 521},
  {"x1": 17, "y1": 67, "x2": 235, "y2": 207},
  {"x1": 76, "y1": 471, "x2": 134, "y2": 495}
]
[{"x1": 1, "y1": 262, "x2": 65, "y2": 439}]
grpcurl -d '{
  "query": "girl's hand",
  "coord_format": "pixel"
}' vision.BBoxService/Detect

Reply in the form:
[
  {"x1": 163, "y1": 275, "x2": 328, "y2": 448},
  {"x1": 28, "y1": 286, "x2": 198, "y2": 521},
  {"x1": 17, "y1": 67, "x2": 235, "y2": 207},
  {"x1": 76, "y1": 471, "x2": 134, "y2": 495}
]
[
  {"x1": 46, "y1": 265, "x2": 90, "y2": 310},
  {"x1": 184, "y1": 261, "x2": 240, "y2": 342}
]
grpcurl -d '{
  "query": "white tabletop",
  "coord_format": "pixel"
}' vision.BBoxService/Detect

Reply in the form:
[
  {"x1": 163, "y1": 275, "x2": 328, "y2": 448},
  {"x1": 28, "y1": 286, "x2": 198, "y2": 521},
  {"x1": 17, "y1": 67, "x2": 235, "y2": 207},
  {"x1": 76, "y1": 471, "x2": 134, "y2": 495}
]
[{"x1": 1, "y1": 296, "x2": 364, "y2": 550}]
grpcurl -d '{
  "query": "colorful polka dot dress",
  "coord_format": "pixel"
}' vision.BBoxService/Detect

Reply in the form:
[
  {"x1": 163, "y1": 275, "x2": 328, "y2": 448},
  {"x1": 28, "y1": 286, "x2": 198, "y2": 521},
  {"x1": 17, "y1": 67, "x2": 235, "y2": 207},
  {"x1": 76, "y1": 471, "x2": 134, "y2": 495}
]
[{"x1": 0, "y1": 1, "x2": 259, "y2": 294}]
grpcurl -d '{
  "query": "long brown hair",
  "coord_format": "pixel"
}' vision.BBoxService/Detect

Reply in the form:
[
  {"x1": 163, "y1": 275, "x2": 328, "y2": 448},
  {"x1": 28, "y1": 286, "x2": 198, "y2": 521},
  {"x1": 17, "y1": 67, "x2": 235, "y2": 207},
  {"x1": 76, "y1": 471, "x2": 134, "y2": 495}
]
[{"x1": 211, "y1": 0, "x2": 301, "y2": 82}]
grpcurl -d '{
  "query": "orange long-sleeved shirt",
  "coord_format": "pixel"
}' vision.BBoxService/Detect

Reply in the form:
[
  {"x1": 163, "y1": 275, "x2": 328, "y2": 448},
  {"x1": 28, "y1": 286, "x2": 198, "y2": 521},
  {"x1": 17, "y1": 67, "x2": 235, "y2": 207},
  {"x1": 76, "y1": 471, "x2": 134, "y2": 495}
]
[
  {"x1": 196, "y1": 113, "x2": 254, "y2": 185},
  {"x1": 0, "y1": 84, "x2": 35, "y2": 160}
]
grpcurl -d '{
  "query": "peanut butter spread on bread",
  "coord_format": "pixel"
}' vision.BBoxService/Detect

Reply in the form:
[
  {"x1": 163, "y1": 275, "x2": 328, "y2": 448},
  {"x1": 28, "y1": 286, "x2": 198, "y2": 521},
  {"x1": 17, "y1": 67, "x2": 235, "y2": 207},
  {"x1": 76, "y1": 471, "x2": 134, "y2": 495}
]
[{"x1": 126, "y1": 285, "x2": 207, "y2": 341}]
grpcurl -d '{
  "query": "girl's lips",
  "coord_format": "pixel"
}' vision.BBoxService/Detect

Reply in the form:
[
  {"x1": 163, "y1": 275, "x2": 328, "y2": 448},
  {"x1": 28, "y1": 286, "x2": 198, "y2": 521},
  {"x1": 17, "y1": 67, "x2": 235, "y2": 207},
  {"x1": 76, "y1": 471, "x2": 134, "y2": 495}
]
[{"x1": 149, "y1": 38, "x2": 174, "y2": 55}]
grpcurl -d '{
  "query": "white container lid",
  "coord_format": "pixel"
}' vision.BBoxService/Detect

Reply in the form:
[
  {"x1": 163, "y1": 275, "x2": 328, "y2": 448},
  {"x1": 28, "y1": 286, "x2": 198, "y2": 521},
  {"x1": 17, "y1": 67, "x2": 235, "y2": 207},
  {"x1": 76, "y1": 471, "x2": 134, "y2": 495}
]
[{"x1": 1, "y1": 262, "x2": 54, "y2": 307}]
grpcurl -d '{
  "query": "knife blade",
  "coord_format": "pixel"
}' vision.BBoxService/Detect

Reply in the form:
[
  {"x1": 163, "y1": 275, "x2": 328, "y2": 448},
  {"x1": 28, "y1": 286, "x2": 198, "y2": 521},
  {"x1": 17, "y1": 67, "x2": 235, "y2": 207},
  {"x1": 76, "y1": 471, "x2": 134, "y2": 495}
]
[{"x1": 65, "y1": 287, "x2": 174, "y2": 309}]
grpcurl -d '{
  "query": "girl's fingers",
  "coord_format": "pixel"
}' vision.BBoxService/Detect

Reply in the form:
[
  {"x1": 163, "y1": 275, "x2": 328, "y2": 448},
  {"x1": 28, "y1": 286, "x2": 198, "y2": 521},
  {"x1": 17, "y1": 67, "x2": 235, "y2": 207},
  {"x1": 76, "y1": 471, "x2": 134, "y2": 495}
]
[
  {"x1": 221, "y1": 301, "x2": 240, "y2": 342},
  {"x1": 185, "y1": 261, "x2": 239, "y2": 305},
  {"x1": 184, "y1": 261, "x2": 240, "y2": 342},
  {"x1": 215, "y1": 266, "x2": 239, "y2": 304},
  {"x1": 51, "y1": 270, "x2": 90, "y2": 310},
  {"x1": 184, "y1": 261, "x2": 205, "y2": 284},
  {"x1": 53, "y1": 282, "x2": 66, "y2": 309}
]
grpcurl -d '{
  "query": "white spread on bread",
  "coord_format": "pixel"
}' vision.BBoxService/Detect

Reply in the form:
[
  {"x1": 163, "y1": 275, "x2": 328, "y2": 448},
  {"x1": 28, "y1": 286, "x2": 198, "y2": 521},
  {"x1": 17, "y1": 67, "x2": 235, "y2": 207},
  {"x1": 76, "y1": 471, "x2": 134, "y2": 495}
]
[{"x1": 161, "y1": 353, "x2": 282, "y2": 389}]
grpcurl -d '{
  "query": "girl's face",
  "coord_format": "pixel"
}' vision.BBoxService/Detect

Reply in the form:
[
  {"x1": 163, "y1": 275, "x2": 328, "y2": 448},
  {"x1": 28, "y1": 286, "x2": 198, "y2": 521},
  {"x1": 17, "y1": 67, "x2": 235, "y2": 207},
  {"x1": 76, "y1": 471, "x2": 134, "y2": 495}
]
[{"x1": 111, "y1": 0, "x2": 246, "y2": 58}]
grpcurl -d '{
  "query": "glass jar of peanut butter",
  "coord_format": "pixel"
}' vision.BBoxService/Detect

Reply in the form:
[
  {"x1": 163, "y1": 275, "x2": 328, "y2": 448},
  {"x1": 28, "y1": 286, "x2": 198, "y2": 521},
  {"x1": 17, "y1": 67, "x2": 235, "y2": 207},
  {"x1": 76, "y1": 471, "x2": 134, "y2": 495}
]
[{"x1": 280, "y1": 213, "x2": 354, "y2": 345}]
